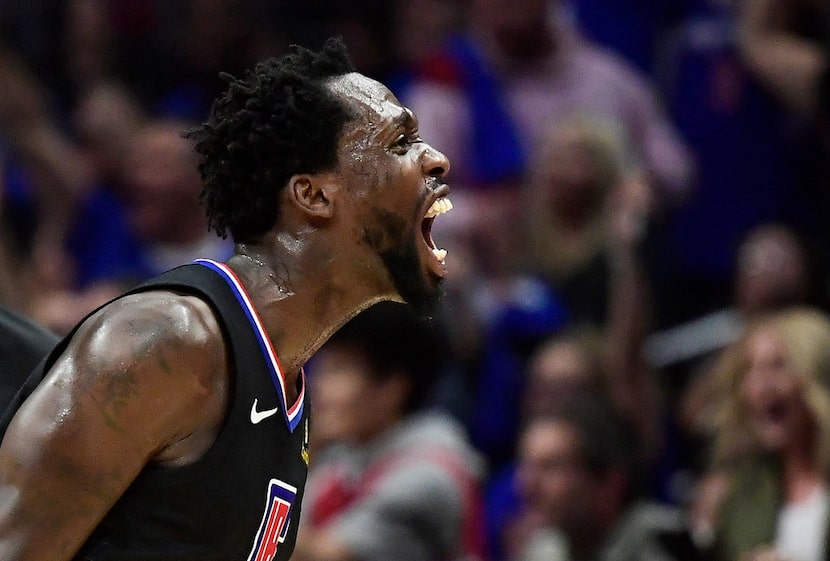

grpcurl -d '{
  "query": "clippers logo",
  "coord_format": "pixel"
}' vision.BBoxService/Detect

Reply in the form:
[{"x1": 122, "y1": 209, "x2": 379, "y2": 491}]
[{"x1": 247, "y1": 479, "x2": 298, "y2": 561}]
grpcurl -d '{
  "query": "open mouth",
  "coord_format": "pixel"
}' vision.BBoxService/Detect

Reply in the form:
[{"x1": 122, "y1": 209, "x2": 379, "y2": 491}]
[
  {"x1": 762, "y1": 400, "x2": 791, "y2": 423},
  {"x1": 422, "y1": 196, "x2": 453, "y2": 266}
]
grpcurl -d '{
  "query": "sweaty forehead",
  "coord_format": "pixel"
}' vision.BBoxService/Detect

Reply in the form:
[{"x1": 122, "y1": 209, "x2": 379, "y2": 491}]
[{"x1": 327, "y1": 72, "x2": 406, "y2": 126}]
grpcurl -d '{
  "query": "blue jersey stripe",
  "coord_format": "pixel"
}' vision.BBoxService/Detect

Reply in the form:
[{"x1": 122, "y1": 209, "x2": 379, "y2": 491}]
[{"x1": 193, "y1": 259, "x2": 305, "y2": 432}]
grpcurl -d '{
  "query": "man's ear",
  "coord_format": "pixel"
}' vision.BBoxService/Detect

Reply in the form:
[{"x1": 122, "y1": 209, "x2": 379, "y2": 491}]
[{"x1": 288, "y1": 173, "x2": 337, "y2": 219}]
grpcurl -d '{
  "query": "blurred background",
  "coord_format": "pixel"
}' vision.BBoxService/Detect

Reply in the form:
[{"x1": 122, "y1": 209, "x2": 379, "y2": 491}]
[{"x1": 1, "y1": 1, "x2": 829, "y2": 560}]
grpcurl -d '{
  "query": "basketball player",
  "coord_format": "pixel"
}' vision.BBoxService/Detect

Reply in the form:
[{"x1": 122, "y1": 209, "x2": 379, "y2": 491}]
[{"x1": 0, "y1": 37, "x2": 453, "y2": 561}]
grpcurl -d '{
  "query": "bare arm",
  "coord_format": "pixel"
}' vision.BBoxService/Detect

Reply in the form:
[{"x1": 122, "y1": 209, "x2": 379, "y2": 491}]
[
  {"x1": 602, "y1": 172, "x2": 663, "y2": 462},
  {"x1": 0, "y1": 291, "x2": 228, "y2": 561},
  {"x1": 737, "y1": 0, "x2": 829, "y2": 116}
]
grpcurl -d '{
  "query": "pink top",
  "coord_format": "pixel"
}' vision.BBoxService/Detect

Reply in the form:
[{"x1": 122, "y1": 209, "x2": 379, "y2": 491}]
[{"x1": 405, "y1": 18, "x2": 694, "y2": 200}]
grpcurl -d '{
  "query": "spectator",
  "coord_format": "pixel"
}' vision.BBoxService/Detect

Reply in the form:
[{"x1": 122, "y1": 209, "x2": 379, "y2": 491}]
[
  {"x1": 653, "y1": 0, "x2": 825, "y2": 326},
  {"x1": 647, "y1": 223, "x2": 821, "y2": 374},
  {"x1": 404, "y1": 0, "x2": 693, "y2": 199},
  {"x1": 502, "y1": 396, "x2": 692, "y2": 561},
  {"x1": 645, "y1": 223, "x2": 823, "y2": 493},
  {"x1": 483, "y1": 329, "x2": 602, "y2": 561},
  {"x1": 483, "y1": 324, "x2": 668, "y2": 560},
  {"x1": 296, "y1": 302, "x2": 487, "y2": 561},
  {"x1": 71, "y1": 80, "x2": 147, "y2": 190},
  {"x1": 113, "y1": 119, "x2": 232, "y2": 276},
  {"x1": 519, "y1": 328, "x2": 606, "y2": 420},
  {"x1": 689, "y1": 307, "x2": 830, "y2": 561},
  {"x1": 652, "y1": 224, "x2": 822, "y2": 471},
  {"x1": 521, "y1": 113, "x2": 649, "y2": 325},
  {"x1": 26, "y1": 118, "x2": 233, "y2": 334}
]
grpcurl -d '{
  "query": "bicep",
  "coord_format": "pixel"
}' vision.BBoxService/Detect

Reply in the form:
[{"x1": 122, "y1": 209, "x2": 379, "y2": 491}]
[{"x1": 0, "y1": 295, "x2": 225, "y2": 561}]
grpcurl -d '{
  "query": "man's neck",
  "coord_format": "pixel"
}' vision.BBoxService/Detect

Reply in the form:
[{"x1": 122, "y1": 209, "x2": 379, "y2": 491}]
[{"x1": 227, "y1": 243, "x2": 395, "y2": 379}]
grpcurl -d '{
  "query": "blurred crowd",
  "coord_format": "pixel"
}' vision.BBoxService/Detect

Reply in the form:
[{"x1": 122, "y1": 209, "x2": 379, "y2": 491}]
[{"x1": 2, "y1": 0, "x2": 830, "y2": 560}]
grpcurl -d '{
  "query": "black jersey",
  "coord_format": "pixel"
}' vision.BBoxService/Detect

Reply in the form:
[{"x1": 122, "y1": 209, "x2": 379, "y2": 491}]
[
  {"x1": 0, "y1": 307, "x2": 58, "y2": 415},
  {"x1": 0, "y1": 260, "x2": 310, "y2": 561}
]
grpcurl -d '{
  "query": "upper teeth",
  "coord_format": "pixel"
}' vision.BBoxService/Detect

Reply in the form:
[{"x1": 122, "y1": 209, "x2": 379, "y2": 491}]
[{"x1": 425, "y1": 197, "x2": 453, "y2": 218}]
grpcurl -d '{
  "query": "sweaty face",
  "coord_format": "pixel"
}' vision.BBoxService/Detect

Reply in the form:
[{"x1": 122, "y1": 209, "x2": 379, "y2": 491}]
[{"x1": 327, "y1": 74, "x2": 452, "y2": 316}]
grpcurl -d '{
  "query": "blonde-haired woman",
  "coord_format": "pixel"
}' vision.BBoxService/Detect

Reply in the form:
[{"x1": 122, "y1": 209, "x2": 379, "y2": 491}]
[
  {"x1": 520, "y1": 112, "x2": 653, "y2": 325},
  {"x1": 690, "y1": 306, "x2": 830, "y2": 561}
]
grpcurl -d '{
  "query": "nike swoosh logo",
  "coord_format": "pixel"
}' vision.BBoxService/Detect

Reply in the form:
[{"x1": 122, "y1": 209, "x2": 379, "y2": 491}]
[{"x1": 250, "y1": 398, "x2": 280, "y2": 424}]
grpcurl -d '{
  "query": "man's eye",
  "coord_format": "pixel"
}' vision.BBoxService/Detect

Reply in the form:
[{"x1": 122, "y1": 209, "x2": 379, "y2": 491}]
[
  {"x1": 390, "y1": 133, "x2": 422, "y2": 153},
  {"x1": 392, "y1": 134, "x2": 409, "y2": 151}
]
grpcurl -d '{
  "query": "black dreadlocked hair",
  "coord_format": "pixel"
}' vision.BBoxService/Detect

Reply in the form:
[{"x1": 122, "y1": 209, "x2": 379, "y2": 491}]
[{"x1": 186, "y1": 37, "x2": 357, "y2": 242}]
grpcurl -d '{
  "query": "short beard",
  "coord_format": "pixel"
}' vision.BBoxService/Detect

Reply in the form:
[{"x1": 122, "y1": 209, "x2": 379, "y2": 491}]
[
  {"x1": 380, "y1": 243, "x2": 444, "y2": 319},
  {"x1": 363, "y1": 208, "x2": 443, "y2": 319}
]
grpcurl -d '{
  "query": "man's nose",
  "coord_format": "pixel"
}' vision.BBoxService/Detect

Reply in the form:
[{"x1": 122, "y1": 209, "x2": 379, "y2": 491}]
[{"x1": 422, "y1": 144, "x2": 450, "y2": 179}]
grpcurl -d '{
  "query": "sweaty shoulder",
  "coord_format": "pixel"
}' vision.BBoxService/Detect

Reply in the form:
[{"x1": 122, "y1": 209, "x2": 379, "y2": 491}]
[
  {"x1": 61, "y1": 289, "x2": 230, "y2": 463},
  {"x1": 0, "y1": 291, "x2": 230, "y2": 560},
  {"x1": 76, "y1": 289, "x2": 224, "y2": 373}
]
